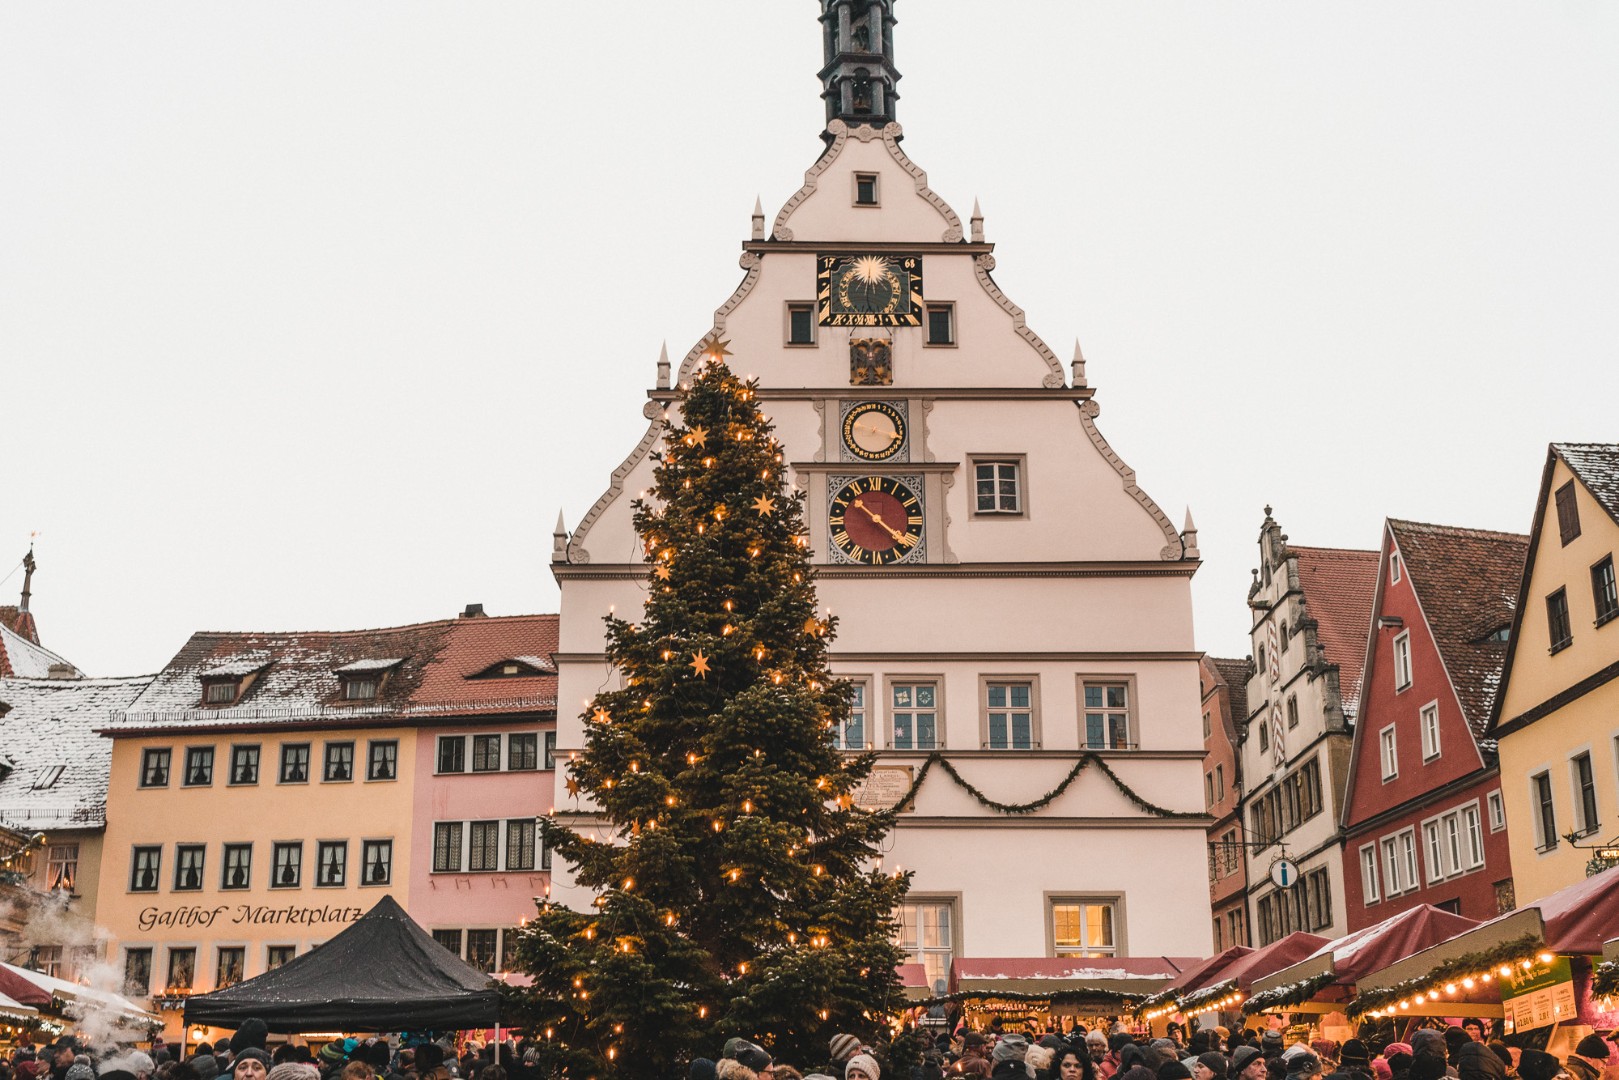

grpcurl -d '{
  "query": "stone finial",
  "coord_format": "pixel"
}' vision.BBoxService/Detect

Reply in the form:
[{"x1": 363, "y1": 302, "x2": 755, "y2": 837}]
[
  {"x1": 1071, "y1": 339, "x2": 1087, "y2": 388},
  {"x1": 552, "y1": 511, "x2": 569, "y2": 562},
  {"x1": 19, "y1": 546, "x2": 35, "y2": 613},
  {"x1": 970, "y1": 198, "x2": 984, "y2": 243},
  {"x1": 1181, "y1": 508, "x2": 1200, "y2": 560},
  {"x1": 656, "y1": 341, "x2": 670, "y2": 390},
  {"x1": 751, "y1": 196, "x2": 766, "y2": 241}
]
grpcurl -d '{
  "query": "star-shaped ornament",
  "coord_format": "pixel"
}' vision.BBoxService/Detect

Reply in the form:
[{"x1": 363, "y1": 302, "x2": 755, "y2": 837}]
[
  {"x1": 686, "y1": 426, "x2": 708, "y2": 448},
  {"x1": 803, "y1": 617, "x2": 824, "y2": 637},
  {"x1": 654, "y1": 564, "x2": 671, "y2": 581},
  {"x1": 752, "y1": 494, "x2": 776, "y2": 516},
  {"x1": 690, "y1": 651, "x2": 711, "y2": 676},
  {"x1": 566, "y1": 776, "x2": 581, "y2": 796},
  {"x1": 703, "y1": 336, "x2": 733, "y2": 361},
  {"x1": 591, "y1": 707, "x2": 612, "y2": 725}
]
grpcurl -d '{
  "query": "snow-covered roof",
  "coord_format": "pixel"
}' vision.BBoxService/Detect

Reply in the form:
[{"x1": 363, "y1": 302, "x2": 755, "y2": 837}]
[
  {"x1": 333, "y1": 658, "x2": 404, "y2": 674},
  {"x1": 0, "y1": 675, "x2": 153, "y2": 830},
  {"x1": 0, "y1": 623, "x2": 79, "y2": 680}
]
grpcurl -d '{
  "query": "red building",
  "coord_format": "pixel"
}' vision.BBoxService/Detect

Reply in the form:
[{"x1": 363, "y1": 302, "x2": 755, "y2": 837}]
[
  {"x1": 1340, "y1": 519, "x2": 1527, "y2": 929},
  {"x1": 1202, "y1": 655, "x2": 1252, "y2": 950}
]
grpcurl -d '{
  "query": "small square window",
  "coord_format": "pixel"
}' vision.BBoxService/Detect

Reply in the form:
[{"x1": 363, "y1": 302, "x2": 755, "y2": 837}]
[
  {"x1": 786, "y1": 303, "x2": 816, "y2": 346},
  {"x1": 279, "y1": 744, "x2": 311, "y2": 784},
  {"x1": 925, "y1": 303, "x2": 955, "y2": 346},
  {"x1": 140, "y1": 749, "x2": 171, "y2": 789},
  {"x1": 972, "y1": 460, "x2": 1022, "y2": 515},
  {"x1": 509, "y1": 733, "x2": 539, "y2": 771},
  {"x1": 854, "y1": 173, "x2": 879, "y2": 206}
]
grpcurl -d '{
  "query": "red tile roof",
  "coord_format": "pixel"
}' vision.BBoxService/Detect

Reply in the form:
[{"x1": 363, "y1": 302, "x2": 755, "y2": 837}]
[
  {"x1": 114, "y1": 613, "x2": 558, "y2": 733},
  {"x1": 1291, "y1": 546, "x2": 1380, "y2": 718},
  {"x1": 1209, "y1": 656, "x2": 1254, "y2": 724},
  {"x1": 1388, "y1": 519, "x2": 1527, "y2": 736}
]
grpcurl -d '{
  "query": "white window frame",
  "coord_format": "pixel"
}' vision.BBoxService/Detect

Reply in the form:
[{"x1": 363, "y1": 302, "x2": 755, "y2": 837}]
[
  {"x1": 1393, "y1": 631, "x2": 1413, "y2": 691},
  {"x1": 832, "y1": 678, "x2": 870, "y2": 750},
  {"x1": 1382, "y1": 828, "x2": 1418, "y2": 896},
  {"x1": 1080, "y1": 676, "x2": 1135, "y2": 751},
  {"x1": 1531, "y1": 771, "x2": 1558, "y2": 851},
  {"x1": 1420, "y1": 701, "x2": 1441, "y2": 761},
  {"x1": 784, "y1": 301, "x2": 817, "y2": 347},
  {"x1": 888, "y1": 678, "x2": 943, "y2": 750},
  {"x1": 981, "y1": 676, "x2": 1039, "y2": 750},
  {"x1": 895, "y1": 897, "x2": 959, "y2": 990},
  {"x1": 1379, "y1": 725, "x2": 1399, "y2": 782},
  {"x1": 924, "y1": 301, "x2": 956, "y2": 348},
  {"x1": 1421, "y1": 801, "x2": 1487, "y2": 883},
  {"x1": 1390, "y1": 553, "x2": 1402, "y2": 584},
  {"x1": 1359, "y1": 843, "x2": 1381, "y2": 905},
  {"x1": 969, "y1": 456, "x2": 1025, "y2": 517},
  {"x1": 853, "y1": 172, "x2": 880, "y2": 206},
  {"x1": 1047, "y1": 895, "x2": 1121, "y2": 958},
  {"x1": 1487, "y1": 789, "x2": 1506, "y2": 832}
]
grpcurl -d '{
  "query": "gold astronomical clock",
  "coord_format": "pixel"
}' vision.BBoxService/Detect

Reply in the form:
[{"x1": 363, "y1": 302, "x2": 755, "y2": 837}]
[{"x1": 841, "y1": 401, "x2": 906, "y2": 461}]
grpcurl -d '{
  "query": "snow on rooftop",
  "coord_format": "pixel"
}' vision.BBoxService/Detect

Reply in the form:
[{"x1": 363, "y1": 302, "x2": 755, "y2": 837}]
[
  {"x1": 0, "y1": 623, "x2": 79, "y2": 679},
  {"x1": 0, "y1": 676, "x2": 154, "y2": 830},
  {"x1": 333, "y1": 658, "x2": 404, "y2": 673}
]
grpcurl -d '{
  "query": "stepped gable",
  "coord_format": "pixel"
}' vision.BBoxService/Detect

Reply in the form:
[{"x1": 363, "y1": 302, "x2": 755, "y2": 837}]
[
  {"x1": 117, "y1": 613, "x2": 558, "y2": 731},
  {"x1": 1390, "y1": 519, "x2": 1528, "y2": 736},
  {"x1": 1291, "y1": 545, "x2": 1379, "y2": 718},
  {"x1": 0, "y1": 675, "x2": 154, "y2": 830},
  {"x1": 1211, "y1": 656, "x2": 1254, "y2": 724},
  {"x1": 1556, "y1": 442, "x2": 1619, "y2": 520}
]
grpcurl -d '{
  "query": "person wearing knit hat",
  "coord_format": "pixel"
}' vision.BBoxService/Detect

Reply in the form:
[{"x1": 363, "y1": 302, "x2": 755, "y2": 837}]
[
  {"x1": 736, "y1": 1046, "x2": 772, "y2": 1075},
  {"x1": 1159, "y1": 1063, "x2": 1192, "y2": 1080},
  {"x1": 1573, "y1": 1037, "x2": 1611, "y2": 1069},
  {"x1": 232, "y1": 1050, "x2": 272, "y2": 1080},
  {"x1": 847, "y1": 1056, "x2": 881, "y2": 1080},
  {"x1": 1285, "y1": 1055, "x2": 1321, "y2": 1080},
  {"x1": 230, "y1": 1022, "x2": 270, "y2": 1055},
  {"x1": 267, "y1": 1066, "x2": 318, "y2": 1080},
  {"x1": 66, "y1": 1065, "x2": 95, "y2": 1080},
  {"x1": 691, "y1": 1060, "x2": 718, "y2": 1080},
  {"x1": 1232, "y1": 1047, "x2": 1266, "y2": 1080},
  {"x1": 1515, "y1": 1051, "x2": 1564, "y2": 1080},
  {"x1": 1455, "y1": 1043, "x2": 1504, "y2": 1080},
  {"x1": 995, "y1": 1038, "x2": 1031, "y2": 1067},
  {"x1": 192, "y1": 1056, "x2": 220, "y2": 1080},
  {"x1": 831, "y1": 1037, "x2": 863, "y2": 1069},
  {"x1": 1193, "y1": 1053, "x2": 1227, "y2": 1080}
]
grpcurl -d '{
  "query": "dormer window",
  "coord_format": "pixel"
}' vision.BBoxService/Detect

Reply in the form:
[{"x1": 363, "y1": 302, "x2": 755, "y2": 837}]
[
  {"x1": 333, "y1": 658, "x2": 402, "y2": 703},
  {"x1": 204, "y1": 680, "x2": 238, "y2": 705},
  {"x1": 467, "y1": 656, "x2": 555, "y2": 680},
  {"x1": 197, "y1": 661, "x2": 266, "y2": 707}
]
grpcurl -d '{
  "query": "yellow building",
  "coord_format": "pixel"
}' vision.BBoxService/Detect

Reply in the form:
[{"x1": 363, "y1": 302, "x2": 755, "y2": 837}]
[{"x1": 1489, "y1": 443, "x2": 1619, "y2": 903}]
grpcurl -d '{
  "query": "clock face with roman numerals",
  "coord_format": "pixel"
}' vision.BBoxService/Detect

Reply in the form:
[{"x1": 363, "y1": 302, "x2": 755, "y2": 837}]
[
  {"x1": 817, "y1": 254, "x2": 925, "y2": 327},
  {"x1": 828, "y1": 476, "x2": 924, "y2": 566}
]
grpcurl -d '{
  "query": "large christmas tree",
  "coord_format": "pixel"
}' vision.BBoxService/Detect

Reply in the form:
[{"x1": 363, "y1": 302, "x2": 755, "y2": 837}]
[{"x1": 511, "y1": 344, "x2": 910, "y2": 1080}]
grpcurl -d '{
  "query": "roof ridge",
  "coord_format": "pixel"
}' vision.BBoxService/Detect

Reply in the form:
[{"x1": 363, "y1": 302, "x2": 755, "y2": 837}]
[
  {"x1": 183, "y1": 612, "x2": 559, "y2": 640},
  {"x1": 1288, "y1": 544, "x2": 1378, "y2": 557},
  {"x1": 1552, "y1": 441, "x2": 1619, "y2": 451},
  {"x1": 0, "y1": 674, "x2": 156, "y2": 686},
  {"x1": 1388, "y1": 519, "x2": 1529, "y2": 543}
]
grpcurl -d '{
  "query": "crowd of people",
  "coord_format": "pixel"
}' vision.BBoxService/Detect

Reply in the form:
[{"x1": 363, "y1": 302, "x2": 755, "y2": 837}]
[
  {"x1": 694, "y1": 1023, "x2": 1619, "y2": 1080},
  {"x1": 0, "y1": 1021, "x2": 531, "y2": 1080}
]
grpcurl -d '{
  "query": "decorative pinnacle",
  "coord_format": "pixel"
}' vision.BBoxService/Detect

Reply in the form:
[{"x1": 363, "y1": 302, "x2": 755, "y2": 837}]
[
  {"x1": 552, "y1": 511, "x2": 568, "y2": 562},
  {"x1": 751, "y1": 196, "x2": 766, "y2": 241},
  {"x1": 970, "y1": 198, "x2": 984, "y2": 243},
  {"x1": 656, "y1": 341, "x2": 671, "y2": 390},
  {"x1": 1181, "y1": 509, "x2": 1200, "y2": 560},
  {"x1": 1071, "y1": 339, "x2": 1087, "y2": 387}
]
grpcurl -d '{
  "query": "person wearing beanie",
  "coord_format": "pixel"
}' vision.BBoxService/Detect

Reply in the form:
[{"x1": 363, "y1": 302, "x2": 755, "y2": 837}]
[
  {"x1": 1409, "y1": 1058, "x2": 1447, "y2": 1080},
  {"x1": 1515, "y1": 1052, "x2": 1562, "y2": 1080},
  {"x1": 1286, "y1": 1056, "x2": 1322, "y2": 1080},
  {"x1": 1262, "y1": 1035, "x2": 1286, "y2": 1062},
  {"x1": 1119, "y1": 1068, "x2": 1157, "y2": 1080},
  {"x1": 1193, "y1": 1054, "x2": 1227, "y2": 1080},
  {"x1": 1455, "y1": 1044, "x2": 1505, "y2": 1080},
  {"x1": 230, "y1": 1023, "x2": 270, "y2": 1056},
  {"x1": 1159, "y1": 1063, "x2": 1192, "y2": 1080},
  {"x1": 192, "y1": 1057, "x2": 220, "y2": 1080},
  {"x1": 1573, "y1": 1037, "x2": 1610, "y2": 1071},
  {"x1": 995, "y1": 1040, "x2": 1031, "y2": 1067},
  {"x1": 363, "y1": 1047, "x2": 391, "y2": 1077},
  {"x1": 1233, "y1": 1048, "x2": 1267, "y2": 1080},
  {"x1": 1327, "y1": 1043, "x2": 1370, "y2": 1080},
  {"x1": 831, "y1": 1038, "x2": 863, "y2": 1071},
  {"x1": 66, "y1": 1066, "x2": 94, "y2": 1080},
  {"x1": 233, "y1": 1052, "x2": 272, "y2": 1080},
  {"x1": 735, "y1": 1048, "x2": 772, "y2": 1075},
  {"x1": 847, "y1": 1056, "x2": 881, "y2": 1080},
  {"x1": 692, "y1": 1060, "x2": 719, "y2": 1080}
]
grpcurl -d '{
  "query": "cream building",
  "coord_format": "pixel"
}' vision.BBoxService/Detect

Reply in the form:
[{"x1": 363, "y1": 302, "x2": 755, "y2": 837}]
[
  {"x1": 1490, "y1": 443, "x2": 1619, "y2": 903},
  {"x1": 550, "y1": 0, "x2": 1211, "y2": 976}
]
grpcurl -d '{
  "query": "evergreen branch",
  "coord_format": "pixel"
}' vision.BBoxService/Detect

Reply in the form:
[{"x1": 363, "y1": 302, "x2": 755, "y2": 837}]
[{"x1": 887, "y1": 751, "x2": 1202, "y2": 819}]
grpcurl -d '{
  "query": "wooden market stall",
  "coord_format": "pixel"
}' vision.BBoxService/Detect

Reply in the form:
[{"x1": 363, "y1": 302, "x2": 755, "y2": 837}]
[
  {"x1": 1143, "y1": 932, "x2": 1329, "y2": 1024},
  {"x1": 941, "y1": 957, "x2": 1192, "y2": 1031}
]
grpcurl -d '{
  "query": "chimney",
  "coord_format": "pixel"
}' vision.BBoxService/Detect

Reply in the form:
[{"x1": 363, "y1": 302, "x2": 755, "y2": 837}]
[
  {"x1": 460, "y1": 604, "x2": 486, "y2": 619},
  {"x1": 46, "y1": 662, "x2": 77, "y2": 680}
]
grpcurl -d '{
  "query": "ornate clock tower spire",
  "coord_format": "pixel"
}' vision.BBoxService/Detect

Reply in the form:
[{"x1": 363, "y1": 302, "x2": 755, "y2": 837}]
[{"x1": 819, "y1": 0, "x2": 900, "y2": 139}]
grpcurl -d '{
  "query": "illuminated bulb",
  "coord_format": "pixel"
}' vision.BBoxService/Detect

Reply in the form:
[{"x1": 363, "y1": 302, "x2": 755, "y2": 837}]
[
  {"x1": 545, "y1": 1029, "x2": 553, "y2": 1039},
  {"x1": 666, "y1": 795, "x2": 677, "y2": 806},
  {"x1": 738, "y1": 962, "x2": 748, "y2": 974},
  {"x1": 789, "y1": 932, "x2": 797, "y2": 944},
  {"x1": 724, "y1": 600, "x2": 734, "y2": 611},
  {"x1": 1445, "y1": 983, "x2": 1457, "y2": 994},
  {"x1": 630, "y1": 761, "x2": 640, "y2": 773},
  {"x1": 1537, "y1": 952, "x2": 1554, "y2": 964},
  {"x1": 573, "y1": 977, "x2": 584, "y2": 987},
  {"x1": 1462, "y1": 977, "x2": 1475, "y2": 989},
  {"x1": 699, "y1": 1006, "x2": 708, "y2": 1019},
  {"x1": 754, "y1": 646, "x2": 766, "y2": 660},
  {"x1": 584, "y1": 929, "x2": 594, "y2": 940},
  {"x1": 687, "y1": 752, "x2": 698, "y2": 765},
  {"x1": 1481, "y1": 972, "x2": 1492, "y2": 982},
  {"x1": 728, "y1": 868, "x2": 740, "y2": 881},
  {"x1": 723, "y1": 625, "x2": 734, "y2": 636},
  {"x1": 819, "y1": 1010, "x2": 829, "y2": 1021},
  {"x1": 713, "y1": 820, "x2": 724, "y2": 832},
  {"x1": 614, "y1": 1024, "x2": 624, "y2": 1034},
  {"x1": 743, "y1": 800, "x2": 753, "y2": 813},
  {"x1": 703, "y1": 457, "x2": 715, "y2": 467},
  {"x1": 1500, "y1": 965, "x2": 1513, "y2": 977},
  {"x1": 622, "y1": 876, "x2": 634, "y2": 890},
  {"x1": 665, "y1": 913, "x2": 676, "y2": 925},
  {"x1": 813, "y1": 864, "x2": 825, "y2": 876}
]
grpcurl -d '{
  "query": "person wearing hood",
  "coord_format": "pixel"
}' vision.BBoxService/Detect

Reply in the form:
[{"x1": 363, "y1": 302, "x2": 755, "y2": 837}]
[
  {"x1": 1456, "y1": 1043, "x2": 1505, "y2": 1080},
  {"x1": 991, "y1": 1039, "x2": 1030, "y2": 1080},
  {"x1": 1515, "y1": 1052, "x2": 1565, "y2": 1080},
  {"x1": 1326, "y1": 1042, "x2": 1371, "y2": 1080}
]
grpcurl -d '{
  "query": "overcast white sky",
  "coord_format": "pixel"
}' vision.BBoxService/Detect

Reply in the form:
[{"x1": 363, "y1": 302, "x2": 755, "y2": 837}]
[{"x1": 3, "y1": 3, "x2": 1615, "y2": 678}]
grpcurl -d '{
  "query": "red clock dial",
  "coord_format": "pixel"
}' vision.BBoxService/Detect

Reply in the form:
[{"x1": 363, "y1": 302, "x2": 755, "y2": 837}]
[{"x1": 828, "y1": 476, "x2": 923, "y2": 565}]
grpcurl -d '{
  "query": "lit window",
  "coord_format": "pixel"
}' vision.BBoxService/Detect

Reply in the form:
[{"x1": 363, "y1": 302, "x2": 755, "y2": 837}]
[
  {"x1": 1420, "y1": 702, "x2": 1441, "y2": 761},
  {"x1": 973, "y1": 461, "x2": 1021, "y2": 514},
  {"x1": 1051, "y1": 899, "x2": 1116, "y2": 957},
  {"x1": 166, "y1": 948, "x2": 195, "y2": 992},
  {"x1": 47, "y1": 844, "x2": 78, "y2": 892},
  {"x1": 1082, "y1": 682, "x2": 1130, "y2": 750},
  {"x1": 216, "y1": 947, "x2": 245, "y2": 989},
  {"x1": 984, "y1": 681, "x2": 1034, "y2": 750},
  {"x1": 891, "y1": 682, "x2": 939, "y2": 750}
]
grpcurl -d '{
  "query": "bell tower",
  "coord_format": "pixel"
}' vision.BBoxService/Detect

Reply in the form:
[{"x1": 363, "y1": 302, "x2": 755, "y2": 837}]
[{"x1": 819, "y1": 0, "x2": 900, "y2": 139}]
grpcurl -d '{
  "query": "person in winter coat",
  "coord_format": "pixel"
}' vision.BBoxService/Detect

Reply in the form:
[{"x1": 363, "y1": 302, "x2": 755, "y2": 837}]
[{"x1": 1456, "y1": 1043, "x2": 1505, "y2": 1080}]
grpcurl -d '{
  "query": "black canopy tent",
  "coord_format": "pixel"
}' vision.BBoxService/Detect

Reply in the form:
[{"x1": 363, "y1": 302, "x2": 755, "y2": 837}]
[{"x1": 184, "y1": 895, "x2": 502, "y2": 1033}]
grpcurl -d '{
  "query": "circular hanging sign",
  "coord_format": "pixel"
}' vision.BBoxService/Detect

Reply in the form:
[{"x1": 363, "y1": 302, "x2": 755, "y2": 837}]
[{"x1": 1269, "y1": 857, "x2": 1301, "y2": 889}]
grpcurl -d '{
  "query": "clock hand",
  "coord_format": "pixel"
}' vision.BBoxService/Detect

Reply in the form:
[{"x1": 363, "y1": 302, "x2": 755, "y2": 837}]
[{"x1": 851, "y1": 497, "x2": 906, "y2": 542}]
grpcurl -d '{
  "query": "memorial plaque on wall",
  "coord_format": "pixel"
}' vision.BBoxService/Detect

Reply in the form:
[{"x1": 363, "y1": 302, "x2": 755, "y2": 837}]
[{"x1": 852, "y1": 765, "x2": 914, "y2": 811}]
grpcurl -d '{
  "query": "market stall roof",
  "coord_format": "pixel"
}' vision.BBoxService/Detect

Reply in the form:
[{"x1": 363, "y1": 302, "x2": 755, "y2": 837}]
[
  {"x1": 0, "y1": 962, "x2": 159, "y2": 1026},
  {"x1": 0, "y1": 988, "x2": 39, "y2": 1023},
  {"x1": 1358, "y1": 864, "x2": 1619, "y2": 998},
  {"x1": 1163, "y1": 946, "x2": 1254, "y2": 997},
  {"x1": 184, "y1": 894, "x2": 500, "y2": 1033},
  {"x1": 898, "y1": 963, "x2": 932, "y2": 1001},
  {"x1": 1253, "y1": 905, "x2": 1479, "y2": 995},
  {"x1": 1177, "y1": 932, "x2": 1329, "y2": 1011},
  {"x1": 952, "y1": 956, "x2": 1191, "y2": 997}
]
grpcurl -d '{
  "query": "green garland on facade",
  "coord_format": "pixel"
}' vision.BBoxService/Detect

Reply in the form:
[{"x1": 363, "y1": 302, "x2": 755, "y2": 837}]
[
  {"x1": 1593, "y1": 959, "x2": 1618, "y2": 998},
  {"x1": 886, "y1": 752, "x2": 1204, "y2": 819},
  {"x1": 1345, "y1": 934, "x2": 1543, "y2": 1018},
  {"x1": 1241, "y1": 971, "x2": 1337, "y2": 1015}
]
